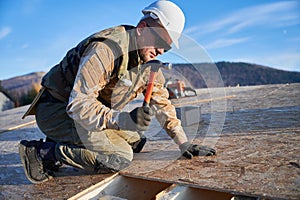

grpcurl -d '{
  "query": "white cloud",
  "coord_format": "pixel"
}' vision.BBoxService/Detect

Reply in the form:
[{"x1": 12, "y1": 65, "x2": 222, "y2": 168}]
[
  {"x1": 232, "y1": 52, "x2": 300, "y2": 72},
  {"x1": 186, "y1": 1, "x2": 300, "y2": 37},
  {"x1": 0, "y1": 27, "x2": 12, "y2": 40},
  {"x1": 227, "y1": 1, "x2": 299, "y2": 33},
  {"x1": 205, "y1": 37, "x2": 251, "y2": 49},
  {"x1": 21, "y1": 44, "x2": 29, "y2": 49},
  {"x1": 263, "y1": 53, "x2": 300, "y2": 72}
]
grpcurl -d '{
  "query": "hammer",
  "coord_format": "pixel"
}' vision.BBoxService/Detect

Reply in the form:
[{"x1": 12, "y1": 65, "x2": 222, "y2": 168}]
[
  {"x1": 132, "y1": 60, "x2": 172, "y2": 153},
  {"x1": 143, "y1": 60, "x2": 172, "y2": 108}
]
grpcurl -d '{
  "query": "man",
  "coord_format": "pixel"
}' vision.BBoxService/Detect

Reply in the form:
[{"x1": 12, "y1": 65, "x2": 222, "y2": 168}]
[{"x1": 19, "y1": 0, "x2": 216, "y2": 184}]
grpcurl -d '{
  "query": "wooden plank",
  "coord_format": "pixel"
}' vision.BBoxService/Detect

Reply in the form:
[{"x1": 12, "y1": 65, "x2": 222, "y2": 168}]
[
  {"x1": 71, "y1": 175, "x2": 234, "y2": 200},
  {"x1": 154, "y1": 184, "x2": 178, "y2": 199},
  {"x1": 69, "y1": 174, "x2": 173, "y2": 200},
  {"x1": 0, "y1": 120, "x2": 36, "y2": 133},
  {"x1": 171, "y1": 95, "x2": 236, "y2": 107},
  {"x1": 0, "y1": 105, "x2": 36, "y2": 133},
  {"x1": 69, "y1": 173, "x2": 119, "y2": 200},
  {"x1": 155, "y1": 186, "x2": 233, "y2": 200}
]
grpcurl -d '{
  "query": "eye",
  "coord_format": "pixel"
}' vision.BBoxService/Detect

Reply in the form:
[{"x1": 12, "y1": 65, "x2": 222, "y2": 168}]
[{"x1": 147, "y1": 25, "x2": 171, "y2": 52}]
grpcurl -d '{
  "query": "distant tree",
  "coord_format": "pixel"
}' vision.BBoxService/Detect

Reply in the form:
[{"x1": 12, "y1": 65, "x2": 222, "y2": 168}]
[{"x1": 19, "y1": 83, "x2": 41, "y2": 106}]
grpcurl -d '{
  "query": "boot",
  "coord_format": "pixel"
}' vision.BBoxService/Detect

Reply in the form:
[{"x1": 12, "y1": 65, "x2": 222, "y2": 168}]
[
  {"x1": 19, "y1": 140, "x2": 54, "y2": 184},
  {"x1": 43, "y1": 137, "x2": 62, "y2": 172}
]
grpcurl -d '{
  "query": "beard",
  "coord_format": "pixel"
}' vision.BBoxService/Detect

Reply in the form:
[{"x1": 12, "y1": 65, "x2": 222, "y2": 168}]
[{"x1": 138, "y1": 49, "x2": 155, "y2": 63}]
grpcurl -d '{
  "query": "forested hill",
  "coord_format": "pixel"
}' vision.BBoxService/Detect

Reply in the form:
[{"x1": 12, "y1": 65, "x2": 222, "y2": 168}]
[
  {"x1": 1, "y1": 62, "x2": 300, "y2": 106},
  {"x1": 171, "y1": 62, "x2": 300, "y2": 88}
]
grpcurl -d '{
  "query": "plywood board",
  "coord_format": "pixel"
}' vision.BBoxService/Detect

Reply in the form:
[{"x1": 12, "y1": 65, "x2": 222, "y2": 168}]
[
  {"x1": 1, "y1": 83, "x2": 300, "y2": 199},
  {"x1": 122, "y1": 129, "x2": 300, "y2": 199}
]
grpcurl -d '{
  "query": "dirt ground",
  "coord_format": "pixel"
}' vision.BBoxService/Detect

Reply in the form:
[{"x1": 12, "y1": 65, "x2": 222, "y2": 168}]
[{"x1": 0, "y1": 83, "x2": 299, "y2": 199}]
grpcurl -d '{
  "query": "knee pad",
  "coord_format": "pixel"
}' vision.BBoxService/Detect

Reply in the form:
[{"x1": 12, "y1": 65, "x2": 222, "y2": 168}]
[{"x1": 95, "y1": 154, "x2": 131, "y2": 173}]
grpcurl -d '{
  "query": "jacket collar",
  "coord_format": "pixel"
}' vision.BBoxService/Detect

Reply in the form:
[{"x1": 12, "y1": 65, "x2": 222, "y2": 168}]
[{"x1": 128, "y1": 27, "x2": 142, "y2": 70}]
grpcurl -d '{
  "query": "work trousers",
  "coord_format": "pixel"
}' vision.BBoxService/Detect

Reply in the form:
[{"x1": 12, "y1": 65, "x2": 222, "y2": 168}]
[{"x1": 35, "y1": 99, "x2": 140, "y2": 173}]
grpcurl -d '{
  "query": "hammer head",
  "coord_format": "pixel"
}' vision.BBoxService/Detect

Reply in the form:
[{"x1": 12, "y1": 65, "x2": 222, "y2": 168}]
[{"x1": 145, "y1": 60, "x2": 172, "y2": 72}]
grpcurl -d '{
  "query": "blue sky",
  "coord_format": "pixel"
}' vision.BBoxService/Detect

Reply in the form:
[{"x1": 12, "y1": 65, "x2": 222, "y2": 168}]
[{"x1": 0, "y1": 0, "x2": 299, "y2": 80}]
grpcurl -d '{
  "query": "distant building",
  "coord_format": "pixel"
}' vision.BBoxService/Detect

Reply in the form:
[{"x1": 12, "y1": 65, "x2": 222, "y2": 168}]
[{"x1": 0, "y1": 91, "x2": 15, "y2": 111}]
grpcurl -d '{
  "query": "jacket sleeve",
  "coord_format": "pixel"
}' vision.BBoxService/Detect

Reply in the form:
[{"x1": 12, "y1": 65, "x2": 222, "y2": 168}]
[
  {"x1": 66, "y1": 42, "x2": 119, "y2": 131},
  {"x1": 149, "y1": 71, "x2": 188, "y2": 145}
]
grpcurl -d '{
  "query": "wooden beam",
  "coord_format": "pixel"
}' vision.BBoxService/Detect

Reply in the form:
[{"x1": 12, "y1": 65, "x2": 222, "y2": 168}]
[
  {"x1": 171, "y1": 95, "x2": 236, "y2": 107},
  {"x1": 0, "y1": 120, "x2": 36, "y2": 134}
]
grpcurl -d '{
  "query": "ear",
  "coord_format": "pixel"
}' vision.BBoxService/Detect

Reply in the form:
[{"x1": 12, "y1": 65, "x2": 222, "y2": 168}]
[{"x1": 136, "y1": 21, "x2": 147, "y2": 36}]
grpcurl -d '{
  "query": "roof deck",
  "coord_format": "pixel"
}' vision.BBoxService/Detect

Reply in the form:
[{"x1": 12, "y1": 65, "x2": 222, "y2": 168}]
[{"x1": 0, "y1": 83, "x2": 299, "y2": 199}]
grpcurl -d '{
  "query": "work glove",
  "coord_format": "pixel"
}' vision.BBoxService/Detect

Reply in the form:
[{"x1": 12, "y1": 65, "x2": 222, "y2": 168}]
[
  {"x1": 179, "y1": 142, "x2": 216, "y2": 159},
  {"x1": 118, "y1": 106, "x2": 152, "y2": 132}
]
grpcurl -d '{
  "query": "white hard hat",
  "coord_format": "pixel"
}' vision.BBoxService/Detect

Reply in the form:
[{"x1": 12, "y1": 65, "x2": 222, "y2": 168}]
[{"x1": 142, "y1": 0, "x2": 185, "y2": 48}]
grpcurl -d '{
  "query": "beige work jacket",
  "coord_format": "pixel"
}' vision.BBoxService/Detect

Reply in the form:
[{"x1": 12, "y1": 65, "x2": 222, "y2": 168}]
[{"x1": 66, "y1": 42, "x2": 187, "y2": 145}]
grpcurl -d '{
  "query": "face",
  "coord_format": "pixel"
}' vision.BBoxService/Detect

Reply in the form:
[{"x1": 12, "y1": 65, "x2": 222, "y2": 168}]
[{"x1": 136, "y1": 21, "x2": 172, "y2": 63}]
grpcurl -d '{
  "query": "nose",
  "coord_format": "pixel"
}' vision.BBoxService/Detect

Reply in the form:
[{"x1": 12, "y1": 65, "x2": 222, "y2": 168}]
[{"x1": 156, "y1": 48, "x2": 164, "y2": 55}]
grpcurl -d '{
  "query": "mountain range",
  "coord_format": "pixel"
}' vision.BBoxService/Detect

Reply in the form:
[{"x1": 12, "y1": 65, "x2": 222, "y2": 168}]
[
  {"x1": 168, "y1": 62, "x2": 300, "y2": 88},
  {"x1": 1, "y1": 62, "x2": 300, "y2": 106}
]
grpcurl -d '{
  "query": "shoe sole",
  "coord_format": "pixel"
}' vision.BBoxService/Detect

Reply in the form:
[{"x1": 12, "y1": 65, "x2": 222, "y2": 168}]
[{"x1": 19, "y1": 141, "x2": 52, "y2": 184}]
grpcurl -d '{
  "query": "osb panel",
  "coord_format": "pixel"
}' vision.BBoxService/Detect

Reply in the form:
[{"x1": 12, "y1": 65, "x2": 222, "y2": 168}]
[
  {"x1": 122, "y1": 129, "x2": 300, "y2": 199},
  {"x1": 1, "y1": 83, "x2": 300, "y2": 199}
]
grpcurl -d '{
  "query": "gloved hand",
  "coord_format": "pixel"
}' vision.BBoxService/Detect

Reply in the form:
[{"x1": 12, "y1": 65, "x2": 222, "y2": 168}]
[
  {"x1": 179, "y1": 142, "x2": 216, "y2": 159},
  {"x1": 118, "y1": 106, "x2": 152, "y2": 132}
]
